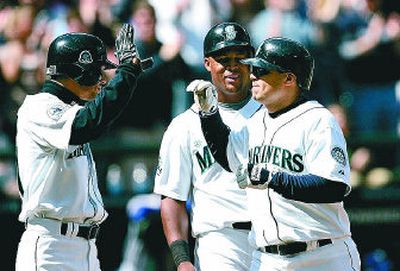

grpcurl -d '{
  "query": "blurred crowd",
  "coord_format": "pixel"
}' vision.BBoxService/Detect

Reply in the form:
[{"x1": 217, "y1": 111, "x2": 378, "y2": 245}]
[
  {"x1": 0, "y1": 0, "x2": 399, "y2": 206},
  {"x1": 0, "y1": 0, "x2": 399, "y2": 270}
]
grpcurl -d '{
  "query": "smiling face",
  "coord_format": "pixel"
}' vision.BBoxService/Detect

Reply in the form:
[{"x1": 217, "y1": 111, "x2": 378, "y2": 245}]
[
  {"x1": 249, "y1": 69, "x2": 300, "y2": 112},
  {"x1": 204, "y1": 48, "x2": 252, "y2": 103}
]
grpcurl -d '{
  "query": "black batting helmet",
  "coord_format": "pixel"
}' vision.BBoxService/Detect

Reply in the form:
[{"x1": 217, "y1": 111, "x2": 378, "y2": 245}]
[
  {"x1": 203, "y1": 22, "x2": 254, "y2": 57},
  {"x1": 241, "y1": 37, "x2": 314, "y2": 91},
  {"x1": 46, "y1": 33, "x2": 117, "y2": 86}
]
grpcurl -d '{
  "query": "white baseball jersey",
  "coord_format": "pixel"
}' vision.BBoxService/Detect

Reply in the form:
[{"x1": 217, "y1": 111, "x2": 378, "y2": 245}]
[
  {"x1": 226, "y1": 100, "x2": 352, "y2": 248},
  {"x1": 154, "y1": 99, "x2": 261, "y2": 236},
  {"x1": 16, "y1": 93, "x2": 108, "y2": 224}
]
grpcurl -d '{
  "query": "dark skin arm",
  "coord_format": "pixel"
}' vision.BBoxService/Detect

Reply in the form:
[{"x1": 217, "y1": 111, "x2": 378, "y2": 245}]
[{"x1": 160, "y1": 197, "x2": 195, "y2": 271}]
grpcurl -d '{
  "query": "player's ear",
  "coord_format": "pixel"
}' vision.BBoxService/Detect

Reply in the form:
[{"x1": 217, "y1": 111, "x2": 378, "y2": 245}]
[
  {"x1": 285, "y1": 72, "x2": 296, "y2": 86},
  {"x1": 204, "y1": 57, "x2": 212, "y2": 72}
]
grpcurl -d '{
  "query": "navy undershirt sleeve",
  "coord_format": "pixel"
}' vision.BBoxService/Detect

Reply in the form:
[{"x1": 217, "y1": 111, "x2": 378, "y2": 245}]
[
  {"x1": 70, "y1": 63, "x2": 141, "y2": 145},
  {"x1": 200, "y1": 111, "x2": 231, "y2": 172},
  {"x1": 268, "y1": 172, "x2": 348, "y2": 203}
]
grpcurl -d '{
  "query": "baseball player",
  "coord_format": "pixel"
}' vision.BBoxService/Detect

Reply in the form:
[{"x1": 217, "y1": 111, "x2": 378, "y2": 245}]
[
  {"x1": 15, "y1": 24, "x2": 146, "y2": 271},
  {"x1": 188, "y1": 37, "x2": 361, "y2": 270},
  {"x1": 153, "y1": 22, "x2": 261, "y2": 270}
]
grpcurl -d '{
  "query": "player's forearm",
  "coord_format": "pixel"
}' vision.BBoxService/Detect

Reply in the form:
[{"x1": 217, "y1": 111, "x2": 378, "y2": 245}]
[
  {"x1": 269, "y1": 172, "x2": 348, "y2": 203},
  {"x1": 70, "y1": 63, "x2": 141, "y2": 144},
  {"x1": 160, "y1": 197, "x2": 192, "y2": 267},
  {"x1": 160, "y1": 197, "x2": 190, "y2": 244},
  {"x1": 200, "y1": 110, "x2": 231, "y2": 172}
]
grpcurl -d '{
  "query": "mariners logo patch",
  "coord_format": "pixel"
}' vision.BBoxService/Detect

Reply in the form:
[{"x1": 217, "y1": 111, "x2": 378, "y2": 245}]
[
  {"x1": 331, "y1": 147, "x2": 346, "y2": 166},
  {"x1": 78, "y1": 50, "x2": 93, "y2": 64},
  {"x1": 224, "y1": 25, "x2": 237, "y2": 41},
  {"x1": 48, "y1": 103, "x2": 67, "y2": 121}
]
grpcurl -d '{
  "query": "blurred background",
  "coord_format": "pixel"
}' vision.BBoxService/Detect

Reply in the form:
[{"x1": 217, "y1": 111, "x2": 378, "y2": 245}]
[{"x1": 0, "y1": 0, "x2": 399, "y2": 270}]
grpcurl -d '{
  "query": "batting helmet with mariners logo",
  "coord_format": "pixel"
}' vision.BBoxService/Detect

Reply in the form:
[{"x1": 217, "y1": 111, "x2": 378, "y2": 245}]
[
  {"x1": 203, "y1": 22, "x2": 254, "y2": 57},
  {"x1": 46, "y1": 33, "x2": 117, "y2": 86},
  {"x1": 241, "y1": 37, "x2": 314, "y2": 91}
]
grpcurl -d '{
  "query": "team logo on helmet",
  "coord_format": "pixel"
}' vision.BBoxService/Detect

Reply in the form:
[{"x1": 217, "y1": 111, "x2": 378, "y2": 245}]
[
  {"x1": 224, "y1": 25, "x2": 237, "y2": 41},
  {"x1": 331, "y1": 146, "x2": 346, "y2": 166},
  {"x1": 78, "y1": 50, "x2": 93, "y2": 64}
]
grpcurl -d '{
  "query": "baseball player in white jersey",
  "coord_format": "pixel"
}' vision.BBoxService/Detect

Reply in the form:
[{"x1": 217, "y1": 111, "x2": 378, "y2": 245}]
[
  {"x1": 153, "y1": 22, "x2": 261, "y2": 270},
  {"x1": 189, "y1": 37, "x2": 361, "y2": 271},
  {"x1": 15, "y1": 24, "x2": 150, "y2": 271}
]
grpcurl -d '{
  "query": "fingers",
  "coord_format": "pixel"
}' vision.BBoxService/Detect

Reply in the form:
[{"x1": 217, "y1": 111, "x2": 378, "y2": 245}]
[
  {"x1": 236, "y1": 164, "x2": 249, "y2": 189},
  {"x1": 114, "y1": 23, "x2": 137, "y2": 64},
  {"x1": 186, "y1": 79, "x2": 204, "y2": 93},
  {"x1": 186, "y1": 79, "x2": 213, "y2": 93}
]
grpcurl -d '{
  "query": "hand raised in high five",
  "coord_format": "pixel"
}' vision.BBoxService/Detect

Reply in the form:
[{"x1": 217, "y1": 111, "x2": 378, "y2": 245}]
[{"x1": 114, "y1": 23, "x2": 136, "y2": 64}]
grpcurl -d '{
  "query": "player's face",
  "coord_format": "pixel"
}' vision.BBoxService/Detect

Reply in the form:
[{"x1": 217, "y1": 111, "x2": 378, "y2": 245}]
[
  {"x1": 79, "y1": 80, "x2": 106, "y2": 101},
  {"x1": 204, "y1": 48, "x2": 251, "y2": 103},
  {"x1": 77, "y1": 70, "x2": 108, "y2": 101},
  {"x1": 250, "y1": 69, "x2": 298, "y2": 112}
]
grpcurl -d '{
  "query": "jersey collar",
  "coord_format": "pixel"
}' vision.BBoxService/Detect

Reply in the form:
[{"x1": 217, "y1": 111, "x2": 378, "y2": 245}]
[
  {"x1": 269, "y1": 95, "x2": 308, "y2": 119},
  {"x1": 42, "y1": 80, "x2": 86, "y2": 106}
]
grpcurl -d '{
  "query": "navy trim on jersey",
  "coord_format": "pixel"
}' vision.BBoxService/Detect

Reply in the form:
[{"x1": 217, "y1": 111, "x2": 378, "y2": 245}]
[
  {"x1": 269, "y1": 172, "x2": 347, "y2": 203},
  {"x1": 268, "y1": 95, "x2": 307, "y2": 119},
  {"x1": 42, "y1": 80, "x2": 86, "y2": 105}
]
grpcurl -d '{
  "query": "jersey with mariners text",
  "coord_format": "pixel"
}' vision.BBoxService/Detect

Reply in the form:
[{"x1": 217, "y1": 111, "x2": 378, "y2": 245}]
[{"x1": 227, "y1": 100, "x2": 352, "y2": 247}]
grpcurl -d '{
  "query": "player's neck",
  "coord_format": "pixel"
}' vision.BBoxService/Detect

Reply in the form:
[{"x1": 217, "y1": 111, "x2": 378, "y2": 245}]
[{"x1": 219, "y1": 93, "x2": 251, "y2": 110}]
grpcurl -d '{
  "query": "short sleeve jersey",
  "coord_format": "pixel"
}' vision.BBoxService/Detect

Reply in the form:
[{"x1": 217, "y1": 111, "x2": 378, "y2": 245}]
[{"x1": 154, "y1": 99, "x2": 260, "y2": 236}]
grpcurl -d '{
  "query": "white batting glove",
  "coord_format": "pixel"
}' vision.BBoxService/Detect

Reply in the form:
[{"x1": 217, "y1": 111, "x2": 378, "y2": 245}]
[
  {"x1": 186, "y1": 79, "x2": 218, "y2": 115},
  {"x1": 236, "y1": 163, "x2": 271, "y2": 190}
]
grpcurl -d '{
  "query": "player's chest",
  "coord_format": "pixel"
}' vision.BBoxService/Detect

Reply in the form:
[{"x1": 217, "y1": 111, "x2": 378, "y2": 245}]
[{"x1": 247, "y1": 118, "x2": 309, "y2": 172}]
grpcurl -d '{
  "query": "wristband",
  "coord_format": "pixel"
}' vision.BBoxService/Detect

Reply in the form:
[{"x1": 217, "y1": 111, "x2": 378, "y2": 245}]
[{"x1": 170, "y1": 239, "x2": 191, "y2": 267}]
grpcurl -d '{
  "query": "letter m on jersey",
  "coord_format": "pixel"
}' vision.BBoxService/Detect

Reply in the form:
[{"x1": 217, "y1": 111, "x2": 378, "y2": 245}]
[{"x1": 195, "y1": 146, "x2": 215, "y2": 173}]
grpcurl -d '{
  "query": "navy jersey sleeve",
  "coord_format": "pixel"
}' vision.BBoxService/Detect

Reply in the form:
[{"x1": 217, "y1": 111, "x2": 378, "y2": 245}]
[
  {"x1": 200, "y1": 111, "x2": 231, "y2": 172},
  {"x1": 70, "y1": 63, "x2": 141, "y2": 145},
  {"x1": 269, "y1": 172, "x2": 348, "y2": 203}
]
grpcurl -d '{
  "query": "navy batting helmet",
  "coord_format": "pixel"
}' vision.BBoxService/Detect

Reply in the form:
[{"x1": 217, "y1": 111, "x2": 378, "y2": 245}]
[
  {"x1": 203, "y1": 22, "x2": 254, "y2": 57},
  {"x1": 241, "y1": 37, "x2": 314, "y2": 91},
  {"x1": 46, "y1": 33, "x2": 117, "y2": 86}
]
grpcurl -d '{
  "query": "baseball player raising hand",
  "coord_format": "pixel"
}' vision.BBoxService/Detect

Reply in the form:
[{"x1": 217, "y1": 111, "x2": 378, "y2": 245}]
[
  {"x1": 192, "y1": 37, "x2": 361, "y2": 271},
  {"x1": 15, "y1": 24, "x2": 146, "y2": 271},
  {"x1": 154, "y1": 22, "x2": 260, "y2": 270}
]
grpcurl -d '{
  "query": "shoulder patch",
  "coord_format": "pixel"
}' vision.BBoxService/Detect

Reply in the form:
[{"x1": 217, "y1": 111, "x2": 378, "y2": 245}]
[
  {"x1": 331, "y1": 146, "x2": 346, "y2": 166},
  {"x1": 47, "y1": 103, "x2": 68, "y2": 121}
]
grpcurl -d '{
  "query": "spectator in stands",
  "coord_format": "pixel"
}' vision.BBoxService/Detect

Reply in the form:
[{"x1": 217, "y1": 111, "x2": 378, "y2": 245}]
[
  {"x1": 303, "y1": 0, "x2": 349, "y2": 105},
  {"x1": 112, "y1": 0, "x2": 189, "y2": 130},
  {"x1": 148, "y1": 0, "x2": 232, "y2": 80},
  {"x1": 248, "y1": 0, "x2": 318, "y2": 47},
  {"x1": 0, "y1": 4, "x2": 42, "y2": 143},
  {"x1": 338, "y1": 0, "x2": 400, "y2": 137}
]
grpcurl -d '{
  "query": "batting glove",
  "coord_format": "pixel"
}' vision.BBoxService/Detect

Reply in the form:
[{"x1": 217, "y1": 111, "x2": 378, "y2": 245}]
[
  {"x1": 186, "y1": 79, "x2": 218, "y2": 116},
  {"x1": 114, "y1": 23, "x2": 137, "y2": 64},
  {"x1": 236, "y1": 163, "x2": 271, "y2": 189}
]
